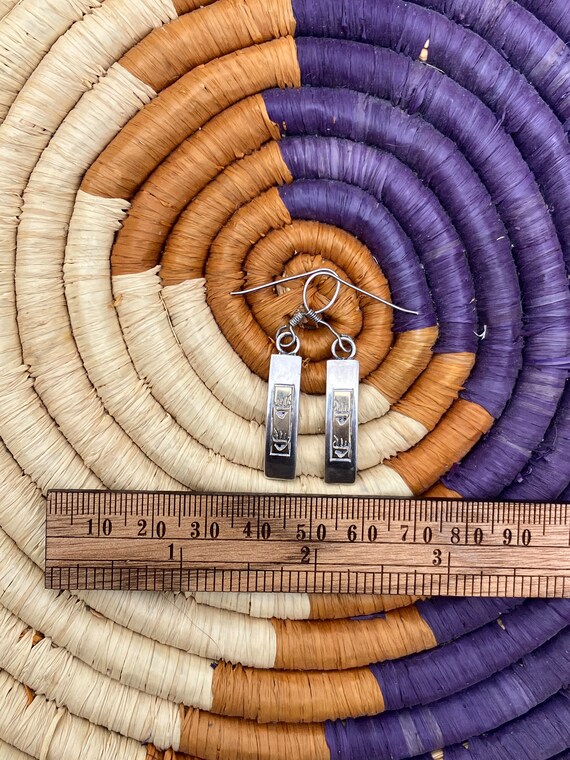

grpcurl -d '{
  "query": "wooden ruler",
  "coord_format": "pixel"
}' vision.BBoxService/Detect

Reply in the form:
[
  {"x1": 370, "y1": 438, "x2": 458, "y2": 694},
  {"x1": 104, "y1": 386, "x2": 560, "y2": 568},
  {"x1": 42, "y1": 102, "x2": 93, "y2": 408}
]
[{"x1": 45, "y1": 490, "x2": 570, "y2": 597}]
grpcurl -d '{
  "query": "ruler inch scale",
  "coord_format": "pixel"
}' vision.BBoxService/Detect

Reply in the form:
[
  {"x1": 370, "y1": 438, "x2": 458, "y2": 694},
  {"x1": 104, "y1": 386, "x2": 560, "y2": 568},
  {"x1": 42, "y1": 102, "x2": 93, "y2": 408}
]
[{"x1": 45, "y1": 490, "x2": 570, "y2": 597}]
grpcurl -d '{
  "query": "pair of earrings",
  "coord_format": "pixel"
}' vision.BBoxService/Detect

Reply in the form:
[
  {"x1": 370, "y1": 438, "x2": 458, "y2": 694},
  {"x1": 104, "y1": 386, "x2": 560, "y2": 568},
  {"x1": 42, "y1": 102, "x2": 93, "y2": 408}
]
[
  {"x1": 265, "y1": 273, "x2": 359, "y2": 483},
  {"x1": 233, "y1": 268, "x2": 416, "y2": 484}
]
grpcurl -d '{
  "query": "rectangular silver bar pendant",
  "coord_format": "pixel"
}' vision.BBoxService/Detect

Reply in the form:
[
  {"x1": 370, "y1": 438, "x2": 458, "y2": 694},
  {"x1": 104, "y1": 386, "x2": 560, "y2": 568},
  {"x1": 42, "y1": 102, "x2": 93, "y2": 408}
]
[
  {"x1": 265, "y1": 353, "x2": 302, "y2": 480},
  {"x1": 325, "y1": 359, "x2": 359, "y2": 484}
]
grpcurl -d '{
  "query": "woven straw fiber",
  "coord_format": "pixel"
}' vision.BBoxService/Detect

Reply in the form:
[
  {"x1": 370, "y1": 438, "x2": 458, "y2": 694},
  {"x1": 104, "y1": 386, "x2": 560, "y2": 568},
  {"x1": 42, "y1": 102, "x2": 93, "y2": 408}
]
[{"x1": 0, "y1": 0, "x2": 569, "y2": 758}]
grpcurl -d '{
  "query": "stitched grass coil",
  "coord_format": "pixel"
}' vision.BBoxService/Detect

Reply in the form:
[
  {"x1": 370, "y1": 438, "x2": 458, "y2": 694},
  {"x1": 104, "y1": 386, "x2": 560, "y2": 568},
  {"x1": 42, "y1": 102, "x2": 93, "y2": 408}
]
[{"x1": 0, "y1": 0, "x2": 570, "y2": 758}]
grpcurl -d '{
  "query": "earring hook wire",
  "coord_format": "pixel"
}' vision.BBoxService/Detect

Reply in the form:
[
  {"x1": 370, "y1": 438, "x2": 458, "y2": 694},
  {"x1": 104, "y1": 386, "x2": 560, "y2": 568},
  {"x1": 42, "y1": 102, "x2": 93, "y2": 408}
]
[
  {"x1": 231, "y1": 267, "x2": 419, "y2": 315},
  {"x1": 300, "y1": 272, "x2": 357, "y2": 358}
]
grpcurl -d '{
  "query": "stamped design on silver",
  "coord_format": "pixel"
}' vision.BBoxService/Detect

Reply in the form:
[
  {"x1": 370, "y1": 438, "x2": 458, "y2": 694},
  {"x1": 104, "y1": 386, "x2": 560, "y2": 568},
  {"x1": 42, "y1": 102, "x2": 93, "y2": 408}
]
[
  {"x1": 330, "y1": 389, "x2": 354, "y2": 461},
  {"x1": 270, "y1": 384, "x2": 295, "y2": 457}
]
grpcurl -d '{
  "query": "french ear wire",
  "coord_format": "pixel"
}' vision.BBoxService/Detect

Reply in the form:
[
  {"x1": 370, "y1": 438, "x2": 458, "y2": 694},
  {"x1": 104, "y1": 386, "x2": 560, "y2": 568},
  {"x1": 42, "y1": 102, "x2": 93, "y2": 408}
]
[{"x1": 231, "y1": 267, "x2": 419, "y2": 315}]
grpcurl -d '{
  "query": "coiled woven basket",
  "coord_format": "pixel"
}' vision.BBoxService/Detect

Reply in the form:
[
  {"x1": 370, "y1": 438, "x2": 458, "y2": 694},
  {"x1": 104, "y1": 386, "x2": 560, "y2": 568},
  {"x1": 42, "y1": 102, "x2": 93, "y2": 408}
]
[{"x1": 0, "y1": 0, "x2": 569, "y2": 758}]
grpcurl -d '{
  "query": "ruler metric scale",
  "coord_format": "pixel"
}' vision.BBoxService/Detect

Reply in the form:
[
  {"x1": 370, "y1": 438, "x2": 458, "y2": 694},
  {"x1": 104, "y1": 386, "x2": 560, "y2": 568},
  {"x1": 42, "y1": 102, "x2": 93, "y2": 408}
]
[{"x1": 45, "y1": 490, "x2": 570, "y2": 597}]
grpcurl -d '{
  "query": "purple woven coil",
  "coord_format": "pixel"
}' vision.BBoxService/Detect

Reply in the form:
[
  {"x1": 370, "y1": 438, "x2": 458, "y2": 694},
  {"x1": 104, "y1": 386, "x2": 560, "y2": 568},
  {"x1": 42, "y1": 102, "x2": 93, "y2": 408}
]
[{"x1": 260, "y1": 2, "x2": 570, "y2": 757}]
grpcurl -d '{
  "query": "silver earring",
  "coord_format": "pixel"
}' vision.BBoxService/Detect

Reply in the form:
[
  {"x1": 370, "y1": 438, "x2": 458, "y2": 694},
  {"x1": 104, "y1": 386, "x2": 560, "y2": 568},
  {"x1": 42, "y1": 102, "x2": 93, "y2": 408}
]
[
  {"x1": 264, "y1": 276, "x2": 341, "y2": 480},
  {"x1": 325, "y1": 333, "x2": 359, "y2": 484},
  {"x1": 294, "y1": 272, "x2": 359, "y2": 483},
  {"x1": 295, "y1": 271, "x2": 359, "y2": 483},
  {"x1": 264, "y1": 320, "x2": 302, "y2": 480}
]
